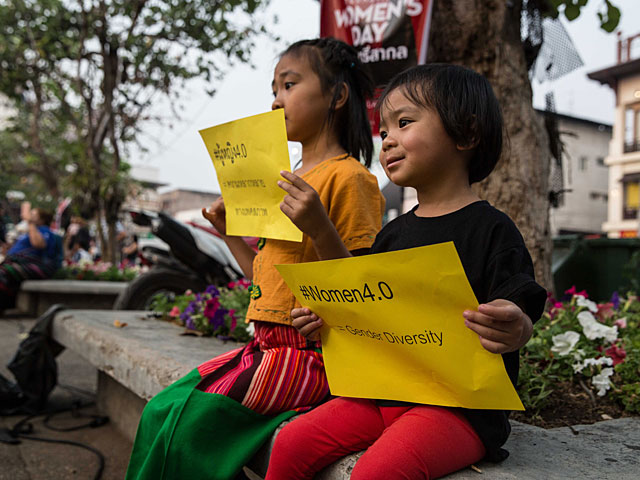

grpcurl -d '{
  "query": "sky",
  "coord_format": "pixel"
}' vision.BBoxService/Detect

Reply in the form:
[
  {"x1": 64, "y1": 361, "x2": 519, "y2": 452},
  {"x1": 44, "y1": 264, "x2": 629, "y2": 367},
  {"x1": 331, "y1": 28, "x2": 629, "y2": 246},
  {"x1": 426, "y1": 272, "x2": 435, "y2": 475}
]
[{"x1": 131, "y1": 0, "x2": 640, "y2": 194}]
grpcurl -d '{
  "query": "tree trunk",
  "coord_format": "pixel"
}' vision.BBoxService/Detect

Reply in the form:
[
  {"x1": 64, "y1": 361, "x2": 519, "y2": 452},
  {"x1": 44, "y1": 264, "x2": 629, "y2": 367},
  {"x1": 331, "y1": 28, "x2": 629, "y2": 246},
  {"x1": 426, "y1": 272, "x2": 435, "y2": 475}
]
[{"x1": 428, "y1": 0, "x2": 552, "y2": 290}]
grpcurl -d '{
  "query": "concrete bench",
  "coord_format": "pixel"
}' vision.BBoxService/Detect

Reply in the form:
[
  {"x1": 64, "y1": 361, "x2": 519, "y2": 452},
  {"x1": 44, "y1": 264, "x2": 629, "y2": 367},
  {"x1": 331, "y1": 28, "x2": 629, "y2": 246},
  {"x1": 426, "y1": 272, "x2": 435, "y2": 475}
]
[
  {"x1": 16, "y1": 280, "x2": 127, "y2": 316},
  {"x1": 50, "y1": 310, "x2": 640, "y2": 479}
]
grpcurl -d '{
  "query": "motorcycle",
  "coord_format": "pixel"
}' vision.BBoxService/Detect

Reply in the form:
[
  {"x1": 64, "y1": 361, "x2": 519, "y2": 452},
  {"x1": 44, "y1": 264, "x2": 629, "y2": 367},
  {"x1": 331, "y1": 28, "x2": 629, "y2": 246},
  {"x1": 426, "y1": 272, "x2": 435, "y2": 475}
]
[{"x1": 113, "y1": 210, "x2": 246, "y2": 310}]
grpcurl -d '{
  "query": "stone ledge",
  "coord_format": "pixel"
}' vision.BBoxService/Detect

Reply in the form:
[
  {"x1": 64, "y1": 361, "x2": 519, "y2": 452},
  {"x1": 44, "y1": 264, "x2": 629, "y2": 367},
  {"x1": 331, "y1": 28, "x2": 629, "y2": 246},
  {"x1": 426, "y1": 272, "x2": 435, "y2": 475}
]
[
  {"x1": 51, "y1": 310, "x2": 640, "y2": 480},
  {"x1": 51, "y1": 310, "x2": 239, "y2": 400},
  {"x1": 16, "y1": 280, "x2": 127, "y2": 316},
  {"x1": 247, "y1": 417, "x2": 640, "y2": 479},
  {"x1": 21, "y1": 279, "x2": 127, "y2": 294}
]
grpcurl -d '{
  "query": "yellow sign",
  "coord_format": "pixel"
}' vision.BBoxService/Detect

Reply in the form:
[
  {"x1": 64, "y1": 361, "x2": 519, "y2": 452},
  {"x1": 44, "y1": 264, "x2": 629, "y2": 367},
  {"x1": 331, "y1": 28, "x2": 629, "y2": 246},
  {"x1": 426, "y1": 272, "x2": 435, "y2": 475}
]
[
  {"x1": 276, "y1": 242, "x2": 524, "y2": 410},
  {"x1": 199, "y1": 110, "x2": 303, "y2": 242}
]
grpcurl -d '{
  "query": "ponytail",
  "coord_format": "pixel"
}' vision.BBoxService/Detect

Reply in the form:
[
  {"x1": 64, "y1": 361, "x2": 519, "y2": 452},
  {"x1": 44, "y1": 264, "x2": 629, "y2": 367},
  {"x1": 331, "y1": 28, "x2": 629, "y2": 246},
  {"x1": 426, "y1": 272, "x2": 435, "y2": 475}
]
[{"x1": 282, "y1": 38, "x2": 374, "y2": 167}]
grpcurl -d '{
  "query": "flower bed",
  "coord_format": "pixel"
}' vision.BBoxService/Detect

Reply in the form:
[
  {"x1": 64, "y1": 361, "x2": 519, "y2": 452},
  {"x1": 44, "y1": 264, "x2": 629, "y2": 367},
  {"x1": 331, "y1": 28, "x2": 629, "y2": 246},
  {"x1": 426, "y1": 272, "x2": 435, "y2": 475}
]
[
  {"x1": 150, "y1": 279, "x2": 253, "y2": 343},
  {"x1": 53, "y1": 260, "x2": 142, "y2": 282},
  {"x1": 516, "y1": 287, "x2": 640, "y2": 427}
]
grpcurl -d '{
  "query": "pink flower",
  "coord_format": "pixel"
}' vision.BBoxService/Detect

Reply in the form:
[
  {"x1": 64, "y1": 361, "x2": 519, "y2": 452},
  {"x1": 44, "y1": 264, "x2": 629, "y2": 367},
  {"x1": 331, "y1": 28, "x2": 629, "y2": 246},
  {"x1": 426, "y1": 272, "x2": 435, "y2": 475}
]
[
  {"x1": 596, "y1": 302, "x2": 615, "y2": 322},
  {"x1": 229, "y1": 310, "x2": 237, "y2": 331},
  {"x1": 565, "y1": 286, "x2": 588, "y2": 298},
  {"x1": 548, "y1": 301, "x2": 565, "y2": 320},
  {"x1": 614, "y1": 317, "x2": 627, "y2": 329},
  {"x1": 203, "y1": 298, "x2": 220, "y2": 319},
  {"x1": 184, "y1": 289, "x2": 193, "y2": 296},
  {"x1": 605, "y1": 343, "x2": 627, "y2": 366},
  {"x1": 169, "y1": 306, "x2": 180, "y2": 318},
  {"x1": 227, "y1": 281, "x2": 236, "y2": 289}
]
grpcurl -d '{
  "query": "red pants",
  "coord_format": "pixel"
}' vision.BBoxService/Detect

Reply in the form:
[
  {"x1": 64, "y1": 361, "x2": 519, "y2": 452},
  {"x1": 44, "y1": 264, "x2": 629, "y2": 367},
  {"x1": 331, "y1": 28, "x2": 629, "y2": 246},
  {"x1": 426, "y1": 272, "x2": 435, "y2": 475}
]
[{"x1": 265, "y1": 397, "x2": 485, "y2": 480}]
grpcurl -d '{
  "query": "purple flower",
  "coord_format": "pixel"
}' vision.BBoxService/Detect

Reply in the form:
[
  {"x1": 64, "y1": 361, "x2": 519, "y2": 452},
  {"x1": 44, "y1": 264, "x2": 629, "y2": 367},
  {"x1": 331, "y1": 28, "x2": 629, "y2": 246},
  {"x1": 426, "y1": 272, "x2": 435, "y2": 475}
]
[
  {"x1": 185, "y1": 301, "x2": 199, "y2": 315},
  {"x1": 185, "y1": 317, "x2": 196, "y2": 330},
  {"x1": 210, "y1": 308, "x2": 228, "y2": 330},
  {"x1": 610, "y1": 291, "x2": 620, "y2": 309},
  {"x1": 205, "y1": 285, "x2": 220, "y2": 296}
]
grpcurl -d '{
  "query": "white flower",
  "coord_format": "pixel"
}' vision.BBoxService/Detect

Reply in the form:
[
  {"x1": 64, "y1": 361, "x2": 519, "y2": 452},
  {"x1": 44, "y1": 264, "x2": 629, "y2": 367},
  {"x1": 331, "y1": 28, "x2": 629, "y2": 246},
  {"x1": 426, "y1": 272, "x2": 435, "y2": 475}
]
[
  {"x1": 572, "y1": 348, "x2": 585, "y2": 361},
  {"x1": 551, "y1": 331, "x2": 581, "y2": 356},
  {"x1": 573, "y1": 356, "x2": 613, "y2": 374},
  {"x1": 576, "y1": 296, "x2": 598, "y2": 313},
  {"x1": 577, "y1": 311, "x2": 618, "y2": 343},
  {"x1": 77, "y1": 257, "x2": 92, "y2": 268},
  {"x1": 592, "y1": 368, "x2": 614, "y2": 397}
]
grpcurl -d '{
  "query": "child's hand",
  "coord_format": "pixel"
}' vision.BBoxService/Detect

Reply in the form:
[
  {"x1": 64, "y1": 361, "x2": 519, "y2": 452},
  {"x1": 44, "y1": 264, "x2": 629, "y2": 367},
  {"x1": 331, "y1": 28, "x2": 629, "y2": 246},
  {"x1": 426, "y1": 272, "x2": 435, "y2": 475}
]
[
  {"x1": 278, "y1": 171, "x2": 331, "y2": 240},
  {"x1": 291, "y1": 307, "x2": 323, "y2": 342},
  {"x1": 202, "y1": 197, "x2": 227, "y2": 235},
  {"x1": 462, "y1": 299, "x2": 533, "y2": 354}
]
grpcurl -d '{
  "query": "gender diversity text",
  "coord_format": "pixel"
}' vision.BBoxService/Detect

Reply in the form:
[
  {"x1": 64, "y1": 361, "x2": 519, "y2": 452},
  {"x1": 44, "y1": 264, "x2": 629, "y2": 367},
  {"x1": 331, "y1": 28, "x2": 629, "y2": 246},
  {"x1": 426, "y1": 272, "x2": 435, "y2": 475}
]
[{"x1": 335, "y1": 325, "x2": 444, "y2": 347}]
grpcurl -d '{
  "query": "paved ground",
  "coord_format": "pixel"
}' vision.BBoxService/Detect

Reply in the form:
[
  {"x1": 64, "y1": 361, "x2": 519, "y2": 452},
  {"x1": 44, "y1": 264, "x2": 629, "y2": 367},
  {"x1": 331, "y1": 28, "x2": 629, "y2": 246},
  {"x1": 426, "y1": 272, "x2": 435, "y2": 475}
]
[{"x1": 0, "y1": 314, "x2": 132, "y2": 480}]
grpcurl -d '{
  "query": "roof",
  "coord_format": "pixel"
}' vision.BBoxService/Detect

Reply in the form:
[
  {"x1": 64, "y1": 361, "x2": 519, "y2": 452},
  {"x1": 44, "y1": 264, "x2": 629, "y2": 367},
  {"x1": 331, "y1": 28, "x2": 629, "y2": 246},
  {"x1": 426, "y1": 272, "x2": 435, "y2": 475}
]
[
  {"x1": 535, "y1": 109, "x2": 612, "y2": 130},
  {"x1": 587, "y1": 57, "x2": 640, "y2": 89}
]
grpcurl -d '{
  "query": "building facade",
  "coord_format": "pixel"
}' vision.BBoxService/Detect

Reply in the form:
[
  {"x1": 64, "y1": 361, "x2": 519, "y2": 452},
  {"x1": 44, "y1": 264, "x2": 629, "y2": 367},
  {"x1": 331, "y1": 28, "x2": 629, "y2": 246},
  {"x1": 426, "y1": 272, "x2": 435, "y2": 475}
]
[
  {"x1": 589, "y1": 32, "x2": 640, "y2": 237},
  {"x1": 548, "y1": 113, "x2": 611, "y2": 235},
  {"x1": 160, "y1": 188, "x2": 220, "y2": 219}
]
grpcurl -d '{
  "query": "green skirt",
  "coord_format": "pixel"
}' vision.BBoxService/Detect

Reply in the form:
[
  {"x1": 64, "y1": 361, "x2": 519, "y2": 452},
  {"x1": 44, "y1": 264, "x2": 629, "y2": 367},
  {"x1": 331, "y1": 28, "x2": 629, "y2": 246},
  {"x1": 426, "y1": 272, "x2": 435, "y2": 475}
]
[{"x1": 126, "y1": 368, "x2": 297, "y2": 480}]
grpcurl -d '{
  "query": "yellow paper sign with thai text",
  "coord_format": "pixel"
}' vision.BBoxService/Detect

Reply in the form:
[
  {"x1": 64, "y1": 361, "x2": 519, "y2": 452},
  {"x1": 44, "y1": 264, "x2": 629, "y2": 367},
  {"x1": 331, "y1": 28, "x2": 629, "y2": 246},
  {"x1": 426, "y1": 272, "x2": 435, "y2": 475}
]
[
  {"x1": 199, "y1": 110, "x2": 302, "y2": 242},
  {"x1": 276, "y1": 242, "x2": 524, "y2": 410}
]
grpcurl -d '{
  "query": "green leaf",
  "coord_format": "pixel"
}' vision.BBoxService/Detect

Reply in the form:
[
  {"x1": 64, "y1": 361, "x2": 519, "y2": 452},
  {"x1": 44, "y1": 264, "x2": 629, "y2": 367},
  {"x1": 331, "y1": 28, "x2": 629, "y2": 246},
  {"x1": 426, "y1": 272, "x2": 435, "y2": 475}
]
[
  {"x1": 599, "y1": 1, "x2": 621, "y2": 33},
  {"x1": 564, "y1": 4, "x2": 581, "y2": 21}
]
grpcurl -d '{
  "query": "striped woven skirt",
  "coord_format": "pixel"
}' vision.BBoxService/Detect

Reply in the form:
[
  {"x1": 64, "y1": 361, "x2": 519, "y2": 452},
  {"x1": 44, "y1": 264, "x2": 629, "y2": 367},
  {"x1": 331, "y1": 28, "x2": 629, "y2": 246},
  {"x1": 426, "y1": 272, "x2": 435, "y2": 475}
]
[
  {"x1": 126, "y1": 321, "x2": 329, "y2": 480},
  {"x1": 0, "y1": 253, "x2": 57, "y2": 310}
]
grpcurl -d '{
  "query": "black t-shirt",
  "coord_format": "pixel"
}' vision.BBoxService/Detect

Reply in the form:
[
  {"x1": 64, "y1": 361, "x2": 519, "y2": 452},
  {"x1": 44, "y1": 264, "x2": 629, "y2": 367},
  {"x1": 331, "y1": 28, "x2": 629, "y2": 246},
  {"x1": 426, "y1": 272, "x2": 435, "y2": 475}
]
[{"x1": 370, "y1": 201, "x2": 547, "y2": 461}]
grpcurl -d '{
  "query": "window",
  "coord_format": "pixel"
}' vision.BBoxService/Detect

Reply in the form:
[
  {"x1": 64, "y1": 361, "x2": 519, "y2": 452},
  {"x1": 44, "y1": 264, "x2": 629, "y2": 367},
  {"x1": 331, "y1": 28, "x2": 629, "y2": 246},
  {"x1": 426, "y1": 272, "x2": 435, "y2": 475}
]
[
  {"x1": 622, "y1": 173, "x2": 640, "y2": 219},
  {"x1": 596, "y1": 157, "x2": 605, "y2": 167},
  {"x1": 579, "y1": 156, "x2": 588, "y2": 171},
  {"x1": 624, "y1": 104, "x2": 640, "y2": 153}
]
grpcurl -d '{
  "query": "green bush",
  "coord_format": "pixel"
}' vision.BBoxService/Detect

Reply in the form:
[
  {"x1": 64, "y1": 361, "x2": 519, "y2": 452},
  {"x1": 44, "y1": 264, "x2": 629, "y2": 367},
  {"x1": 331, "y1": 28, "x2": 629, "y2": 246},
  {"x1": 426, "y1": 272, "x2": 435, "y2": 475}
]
[{"x1": 53, "y1": 262, "x2": 139, "y2": 282}]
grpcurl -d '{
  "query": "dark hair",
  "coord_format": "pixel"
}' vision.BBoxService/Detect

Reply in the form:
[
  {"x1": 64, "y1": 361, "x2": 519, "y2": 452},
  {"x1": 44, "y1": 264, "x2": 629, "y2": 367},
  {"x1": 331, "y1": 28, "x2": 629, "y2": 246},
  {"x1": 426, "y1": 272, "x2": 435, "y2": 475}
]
[
  {"x1": 282, "y1": 38, "x2": 374, "y2": 167},
  {"x1": 34, "y1": 208, "x2": 54, "y2": 226},
  {"x1": 377, "y1": 64, "x2": 503, "y2": 184}
]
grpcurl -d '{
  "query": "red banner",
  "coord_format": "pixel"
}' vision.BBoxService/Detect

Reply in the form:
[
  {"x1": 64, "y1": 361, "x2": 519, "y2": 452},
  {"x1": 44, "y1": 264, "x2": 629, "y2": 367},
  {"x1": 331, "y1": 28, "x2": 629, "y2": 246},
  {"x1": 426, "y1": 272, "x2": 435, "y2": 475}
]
[{"x1": 320, "y1": 0, "x2": 433, "y2": 134}]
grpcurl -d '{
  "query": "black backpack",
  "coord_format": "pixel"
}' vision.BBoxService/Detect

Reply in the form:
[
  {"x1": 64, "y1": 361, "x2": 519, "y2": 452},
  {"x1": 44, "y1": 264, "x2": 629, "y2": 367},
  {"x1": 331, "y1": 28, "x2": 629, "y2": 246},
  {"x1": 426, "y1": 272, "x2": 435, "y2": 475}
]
[{"x1": 0, "y1": 305, "x2": 66, "y2": 415}]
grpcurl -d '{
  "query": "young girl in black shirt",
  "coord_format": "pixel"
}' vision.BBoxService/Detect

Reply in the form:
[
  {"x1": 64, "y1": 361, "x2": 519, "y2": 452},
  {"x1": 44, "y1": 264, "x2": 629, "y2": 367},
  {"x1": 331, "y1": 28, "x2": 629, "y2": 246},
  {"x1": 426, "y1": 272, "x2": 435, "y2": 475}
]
[{"x1": 267, "y1": 64, "x2": 547, "y2": 479}]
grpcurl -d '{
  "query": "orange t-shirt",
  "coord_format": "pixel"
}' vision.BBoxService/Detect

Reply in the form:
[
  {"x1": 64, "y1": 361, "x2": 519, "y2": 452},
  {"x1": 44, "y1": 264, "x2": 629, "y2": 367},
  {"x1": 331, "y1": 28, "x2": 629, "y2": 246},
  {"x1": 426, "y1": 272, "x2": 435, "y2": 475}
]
[{"x1": 246, "y1": 154, "x2": 385, "y2": 326}]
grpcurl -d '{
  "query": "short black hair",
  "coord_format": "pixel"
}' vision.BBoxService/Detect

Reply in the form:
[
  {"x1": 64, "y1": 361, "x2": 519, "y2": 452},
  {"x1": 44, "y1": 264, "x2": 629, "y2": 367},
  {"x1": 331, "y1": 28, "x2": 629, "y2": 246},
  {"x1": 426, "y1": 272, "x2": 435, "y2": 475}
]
[
  {"x1": 34, "y1": 207, "x2": 54, "y2": 227},
  {"x1": 282, "y1": 38, "x2": 375, "y2": 167},
  {"x1": 377, "y1": 64, "x2": 503, "y2": 184}
]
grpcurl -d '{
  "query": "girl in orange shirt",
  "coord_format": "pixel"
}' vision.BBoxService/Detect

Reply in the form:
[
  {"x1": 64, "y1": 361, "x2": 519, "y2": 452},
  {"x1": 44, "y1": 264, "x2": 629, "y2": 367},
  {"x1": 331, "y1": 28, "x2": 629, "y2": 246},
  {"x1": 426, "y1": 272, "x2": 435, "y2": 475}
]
[{"x1": 126, "y1": 37, "x2": 385, "y2": 480}]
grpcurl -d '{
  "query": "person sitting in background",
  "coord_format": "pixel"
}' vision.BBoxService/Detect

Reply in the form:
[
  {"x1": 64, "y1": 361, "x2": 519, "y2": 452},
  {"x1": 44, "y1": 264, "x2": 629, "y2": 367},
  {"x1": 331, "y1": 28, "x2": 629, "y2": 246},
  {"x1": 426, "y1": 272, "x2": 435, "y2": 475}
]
[
  {"x1": 69, "y1": 234, "x2": 93, "y2": 264},
  {"x1": 120, "y1": 232, "x2": 138, "y2": 266},
  {"x1": 0, "y1": 204, "x2": 7, "y2": 260},
  {"x1": 0, "y1": 204, "x2": 7, "y2": 246},
  {"x1": 65, "y1": 215, "x2": 92, "y2": 263},
  {"x1": 0, "y1": 207, "x2": 63, "y2": 314}
]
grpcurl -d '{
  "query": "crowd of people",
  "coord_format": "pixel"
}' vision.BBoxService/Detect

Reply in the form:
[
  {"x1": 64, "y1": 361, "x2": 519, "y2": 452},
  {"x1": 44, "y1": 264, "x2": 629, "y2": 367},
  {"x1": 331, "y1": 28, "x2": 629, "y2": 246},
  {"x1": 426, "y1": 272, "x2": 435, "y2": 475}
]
[{"x1": 0, "y1": 202, "x2": 140, "y2": 314}]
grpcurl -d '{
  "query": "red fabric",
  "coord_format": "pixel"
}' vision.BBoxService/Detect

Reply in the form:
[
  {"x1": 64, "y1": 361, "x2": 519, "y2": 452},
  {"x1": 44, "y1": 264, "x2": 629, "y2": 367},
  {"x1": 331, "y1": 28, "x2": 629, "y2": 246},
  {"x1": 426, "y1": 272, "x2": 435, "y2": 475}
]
[
  {"x1": 265, "y1": 397, "x2": 485, "y2": 480},
  {"x1": 196, "y1": 322, "x2": 328, "y2": 415}
]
